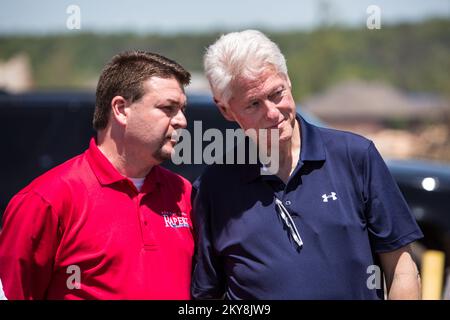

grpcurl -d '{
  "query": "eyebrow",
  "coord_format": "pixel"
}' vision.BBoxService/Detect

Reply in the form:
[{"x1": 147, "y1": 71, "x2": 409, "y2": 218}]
[
  {"x1": 245, "y1": 84, "x2": 285, "y2": 103},
  {"x1": 269, "y1": 85, "x2": 285, "y2": 96},
  {"x1": 162, "y1": 98, "x2": 186, "y2": 107}
]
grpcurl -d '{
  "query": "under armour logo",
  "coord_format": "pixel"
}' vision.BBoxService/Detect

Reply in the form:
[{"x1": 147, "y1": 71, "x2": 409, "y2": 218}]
[{"x1": 322, "y1": 192, "x2": 337, "y2": 202}]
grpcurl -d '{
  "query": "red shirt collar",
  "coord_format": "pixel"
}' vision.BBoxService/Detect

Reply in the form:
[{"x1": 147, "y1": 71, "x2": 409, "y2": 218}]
[{"x1": 85, "y1": 138, "x2": 161, "y2": 193}]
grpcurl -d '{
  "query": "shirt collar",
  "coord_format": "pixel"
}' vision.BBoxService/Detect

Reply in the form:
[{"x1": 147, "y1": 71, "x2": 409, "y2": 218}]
[
  {"x1": 140, "y1": 165, "x2": 162, "y2": 194},
  {"x1": 85, "y1": 137, "x2": 162, "y2": 193},
  {"x1": 241, "y1": 113, "x2": 326, "y2": 183},
  {"x1": 297, "y1": 113, "x2": 326, "y2": 162}
]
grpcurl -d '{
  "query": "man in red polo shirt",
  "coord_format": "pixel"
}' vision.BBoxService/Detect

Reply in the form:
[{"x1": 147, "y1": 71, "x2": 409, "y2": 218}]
[{"x1": 0, "y1": 51, "x2": 194, "y2": 299}]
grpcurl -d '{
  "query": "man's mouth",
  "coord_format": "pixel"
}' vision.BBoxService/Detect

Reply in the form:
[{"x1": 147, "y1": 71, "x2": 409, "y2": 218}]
[
  {"x1": 266, "y1": 119, "x2": 284, "y2": 130},
  {"x1": 167, "y1": 137, "x2": 177, "y2": 144},
  {"x1": 168, "y1": 132, "x2": 179, "y2": 143}
]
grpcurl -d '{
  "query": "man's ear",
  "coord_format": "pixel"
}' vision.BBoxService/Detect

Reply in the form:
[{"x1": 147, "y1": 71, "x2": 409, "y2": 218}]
[
  {"x1": 111, "y1": 96, "x2": 129, "y2": 126},
  {"x1": 214, "y1": 97, "x2": 235, "y2": 122}
]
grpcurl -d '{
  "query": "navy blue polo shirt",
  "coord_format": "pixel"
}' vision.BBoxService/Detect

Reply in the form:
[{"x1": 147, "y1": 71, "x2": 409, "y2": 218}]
[{"x1": 191, "y1": 114, "x2": 423, "y2": 300}]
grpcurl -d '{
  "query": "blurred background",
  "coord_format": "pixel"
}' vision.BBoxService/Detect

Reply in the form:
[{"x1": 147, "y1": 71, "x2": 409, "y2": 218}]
[
  {"x1": 1, "y1": 0, "x2": 449, "y2": 162},
  {"x1": 1, "y1": 0, "x2": 449, "y2": 299}
]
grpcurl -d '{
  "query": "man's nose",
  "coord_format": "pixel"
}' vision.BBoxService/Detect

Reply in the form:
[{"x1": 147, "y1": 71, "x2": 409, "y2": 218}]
[
  {"x1": 172, "y1": 108, "x2": 187, "y2": 129},
  {"x1": 264, "y1": 101, "x2": 281, "y2": 122}
]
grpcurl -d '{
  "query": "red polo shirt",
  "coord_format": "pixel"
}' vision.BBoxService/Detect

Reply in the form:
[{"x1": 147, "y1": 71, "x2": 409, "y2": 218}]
[{"x1": 0, "y1": 138, "x2": 194, "y2": 299}]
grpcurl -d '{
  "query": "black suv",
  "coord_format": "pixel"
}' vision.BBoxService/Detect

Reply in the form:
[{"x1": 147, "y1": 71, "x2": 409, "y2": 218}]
[{"x1": 1, "y1": 91, "x2": 449, "y2": 266}]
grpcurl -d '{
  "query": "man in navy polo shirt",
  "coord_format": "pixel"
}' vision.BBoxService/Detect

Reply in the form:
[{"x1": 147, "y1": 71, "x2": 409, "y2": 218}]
[
  {"x1": 0, "y1": 51, "x2": 194, "y2": 299},
  {"x1": 191, "y1": 30, "x2": 423, "y2": 300}
]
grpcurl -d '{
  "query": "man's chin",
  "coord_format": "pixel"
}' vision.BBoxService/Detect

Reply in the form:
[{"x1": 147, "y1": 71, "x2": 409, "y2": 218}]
[{"x1": 152, "y1": 147, "x2": 174, "y2": 163}]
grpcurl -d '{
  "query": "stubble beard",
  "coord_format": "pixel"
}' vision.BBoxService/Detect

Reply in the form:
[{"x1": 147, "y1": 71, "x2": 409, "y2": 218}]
[{"x1": 152, "y1": 136, "x2": 174, "y2": 163}]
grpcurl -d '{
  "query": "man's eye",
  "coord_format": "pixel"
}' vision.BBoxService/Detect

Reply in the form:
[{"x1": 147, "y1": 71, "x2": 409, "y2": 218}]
[
  {"x1": 248, "y1": 101, "x2": 259, "y2": 108},
  {"x1": 244, "y1": 102, "x2": 258, "y2": 114},
  {"x1": 271, "y1": 89, "x2": 284, "y2": 98},
  {"x1": 269, "y1": 88, "x2": 285, "y2": 102},
  {"x1": 161, "y1": 106, "x2": 174, "y2": 113}
]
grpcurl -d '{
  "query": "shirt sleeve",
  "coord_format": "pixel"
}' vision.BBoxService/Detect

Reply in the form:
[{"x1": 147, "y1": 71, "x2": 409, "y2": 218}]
[
  {"x1": 191, "y1": 178, "x2": 226, "y2": 299},
  {"x1": 362, "y1": 142, "x2": 424, "y2": 253},
  {"x1": 0, "y1": 190, "x2": 60, "y2": 300}
]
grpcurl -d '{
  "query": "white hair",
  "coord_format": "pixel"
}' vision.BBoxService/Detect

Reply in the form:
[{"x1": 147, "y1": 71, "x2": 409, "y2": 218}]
[{"x1": 204, "y1": 30, "x2": 288, "y2": 104}]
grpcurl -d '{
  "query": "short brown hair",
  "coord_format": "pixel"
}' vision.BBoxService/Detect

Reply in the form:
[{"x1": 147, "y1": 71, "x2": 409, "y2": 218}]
[{"x1": 93, "y1": 51, "x2": 191, "y2": 130}]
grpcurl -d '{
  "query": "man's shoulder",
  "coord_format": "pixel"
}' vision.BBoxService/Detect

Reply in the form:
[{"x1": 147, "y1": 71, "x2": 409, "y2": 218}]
[
  {"x1": 314, "y1": 125, "x2": 373, "y2": 156},
  {"x1": 18, "y1": 153, "x2": 88, "y2": 202},
  {"x1": 193, "y1": 161, "x2": 251, "y2": 192}
]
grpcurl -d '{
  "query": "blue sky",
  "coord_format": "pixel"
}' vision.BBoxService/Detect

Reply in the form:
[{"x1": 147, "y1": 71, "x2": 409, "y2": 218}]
[{"x1": 0, "y1": 0, "x2": 449, "y2": 34}]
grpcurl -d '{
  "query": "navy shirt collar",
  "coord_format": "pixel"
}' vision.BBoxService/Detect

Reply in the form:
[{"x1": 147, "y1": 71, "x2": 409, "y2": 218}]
[
  {"x1": 298, "y1": 113, "x2": 326, "y2": 162},
  {"x1": 241, "y1": 113, "x2": 326, "y2": 183}
]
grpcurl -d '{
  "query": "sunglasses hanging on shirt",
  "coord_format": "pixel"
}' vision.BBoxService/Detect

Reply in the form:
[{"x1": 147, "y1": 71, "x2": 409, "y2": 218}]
[
  {"x1": 274, "y1": 197, "x2": 303, "y2": 249},
  {"x1": 262, "y1": 175, "x2": 303, "y2": 250}
]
